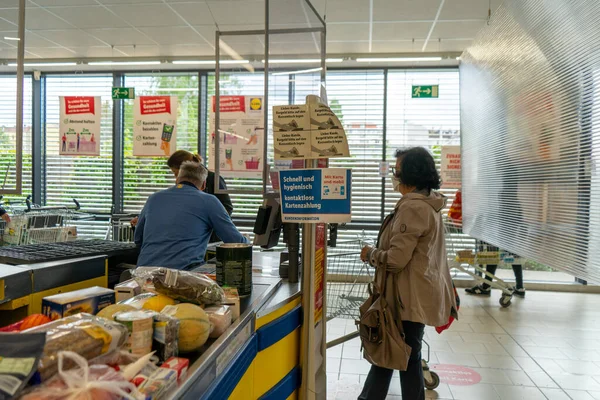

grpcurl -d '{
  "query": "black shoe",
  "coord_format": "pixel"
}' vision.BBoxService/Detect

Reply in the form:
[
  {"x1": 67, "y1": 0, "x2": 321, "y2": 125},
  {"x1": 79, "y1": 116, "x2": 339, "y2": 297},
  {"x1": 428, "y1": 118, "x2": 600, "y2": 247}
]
[
  {"x1": 512, "y1": 287, "x2": 526, "y2": 298},
  {"x1": 465, "y1": 285, "x2": 491, "y2": 296}
]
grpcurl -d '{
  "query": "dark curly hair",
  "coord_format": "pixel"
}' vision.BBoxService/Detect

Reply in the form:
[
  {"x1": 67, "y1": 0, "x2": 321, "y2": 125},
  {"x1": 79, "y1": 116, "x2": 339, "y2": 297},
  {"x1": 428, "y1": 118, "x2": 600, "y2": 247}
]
[{"x1": 394, "y1": 147, "x2": 441, "y2": 191}]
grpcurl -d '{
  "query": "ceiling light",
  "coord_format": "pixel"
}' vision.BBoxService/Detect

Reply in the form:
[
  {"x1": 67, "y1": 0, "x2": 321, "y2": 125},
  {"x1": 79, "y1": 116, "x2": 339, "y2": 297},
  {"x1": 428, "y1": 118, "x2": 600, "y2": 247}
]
[
  {"x1": 87, "y1": 61, "x2": 162, "y2": 66},
  {"x1": 172, "y1": 60, "x2": 250, "y2": 65},
  {"x1": 272, "y1": 67, "x2": 323, "y2": 76},
  {"x1": 262, "y1": 58, "x2": 343, "y2": 64},
  {"x1": 356, "y1": 57, "x2": 442, "y2": 62},
  {"x1": 8, "y1": 62, "x2": 77, "y2": 67},
  {"x1": 3, "y1": 37, "x2": 20, "y2": 41}
]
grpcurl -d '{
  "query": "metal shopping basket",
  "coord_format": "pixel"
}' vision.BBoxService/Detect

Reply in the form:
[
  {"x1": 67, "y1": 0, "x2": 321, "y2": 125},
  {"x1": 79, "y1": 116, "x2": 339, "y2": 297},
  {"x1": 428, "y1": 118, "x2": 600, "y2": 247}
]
[
  {"x1": 445, "y1": 219, "x2": 517, "y2": 308},
  {"x1": 4, "y1": 198, "x2": 81, "y2": 245},
  {"x1": 105, "y1": 213, "x2": 137, "y2": 242}
]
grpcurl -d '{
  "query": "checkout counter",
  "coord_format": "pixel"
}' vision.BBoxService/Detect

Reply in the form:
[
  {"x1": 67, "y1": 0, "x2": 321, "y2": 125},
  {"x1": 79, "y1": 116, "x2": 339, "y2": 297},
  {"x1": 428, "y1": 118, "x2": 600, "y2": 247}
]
[
  {"x1": 0, "y1": 245, "x2": 304, "y2": 400},
  {"x1": 170, "y1": 252, "x2": 302, "y2": 400}
]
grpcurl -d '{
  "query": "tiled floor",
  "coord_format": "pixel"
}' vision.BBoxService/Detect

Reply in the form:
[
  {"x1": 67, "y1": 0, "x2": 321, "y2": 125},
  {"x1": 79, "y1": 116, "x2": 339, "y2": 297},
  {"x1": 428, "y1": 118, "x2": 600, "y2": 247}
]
[{"x1": 326, "y1": 289, "x2": 600, "y2": 399}]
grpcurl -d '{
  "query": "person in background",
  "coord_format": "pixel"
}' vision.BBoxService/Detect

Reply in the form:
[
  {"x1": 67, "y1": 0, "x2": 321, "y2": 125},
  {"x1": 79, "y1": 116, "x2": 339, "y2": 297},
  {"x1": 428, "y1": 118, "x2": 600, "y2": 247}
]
[
  {"x1": 359, "y1": 147, "x2": 457, "y2": 400},
  {"x1": 132, "y1": 150, "x2": 233, "y2": 243},
  {"x1": 0, "y1": 207, "x2": 10, "y2": 223},
  {"x1": 465, "y1": 244, "x2": 525, "y2": 297},
  {"x1": 134, "y1": 161, "x2": 248, "y2": 270}
]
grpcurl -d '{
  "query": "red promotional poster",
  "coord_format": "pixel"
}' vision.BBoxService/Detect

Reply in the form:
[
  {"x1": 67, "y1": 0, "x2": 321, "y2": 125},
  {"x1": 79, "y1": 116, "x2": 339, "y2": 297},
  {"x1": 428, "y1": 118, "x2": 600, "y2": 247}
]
[
  {"x1": 64, "y1": 96, "x2": 95, "y2": 115},
  {"x1": 140, "y1": 96, "x2": 171, "y2": 115},
  {"x1": 314, "y1": 223, "x2": 326, "y2": 324},
  {"x1": 212, "y1": 96, "x2": 246, "y2": 113}
]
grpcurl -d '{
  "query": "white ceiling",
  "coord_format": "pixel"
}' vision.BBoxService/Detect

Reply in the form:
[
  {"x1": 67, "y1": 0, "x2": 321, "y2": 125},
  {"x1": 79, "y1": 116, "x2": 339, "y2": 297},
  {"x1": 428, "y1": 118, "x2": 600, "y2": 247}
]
[{"x1": 0, "y1": 0, "x2": 502, "y2": 60}]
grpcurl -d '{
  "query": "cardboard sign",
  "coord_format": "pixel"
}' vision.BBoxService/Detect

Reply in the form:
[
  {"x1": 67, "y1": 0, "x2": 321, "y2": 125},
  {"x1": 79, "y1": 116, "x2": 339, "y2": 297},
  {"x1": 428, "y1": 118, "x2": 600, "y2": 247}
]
[
  {"x1": 209, "y1": 96, "x2": 264, "y2": 178},
  {"x1": 279, "y1": 168, "x2": 351, "y2": 223},
  {"x1": 59, "y1": 96, "x2": 101, "y2": 156},
  {"x1": 441, "y1": 146, "x2": 461, "y2": 188},
  {"x1": 133, "y1": 96, "x2": 178, "y2": 157},
  {"x1": 273, "y1": 96, "x2": 349, "y2": 160}
]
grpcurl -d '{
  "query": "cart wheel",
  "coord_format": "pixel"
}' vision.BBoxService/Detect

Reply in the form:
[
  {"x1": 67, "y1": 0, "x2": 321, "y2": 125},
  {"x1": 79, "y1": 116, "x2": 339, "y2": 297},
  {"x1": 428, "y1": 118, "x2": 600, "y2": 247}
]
[
  {"x1": 500, "y1": 294, "x2": 512, "y2": 308},
  {"x1": 424, "y1": 371, "x2": 440, "y2": 390}
]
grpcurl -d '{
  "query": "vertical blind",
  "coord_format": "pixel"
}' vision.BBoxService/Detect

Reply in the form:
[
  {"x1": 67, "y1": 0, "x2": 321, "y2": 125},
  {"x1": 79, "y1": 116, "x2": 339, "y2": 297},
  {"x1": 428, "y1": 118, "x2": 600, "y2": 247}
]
[
  {"x1": 0, "y1": 76, "x2": 32, "y2": 204},
  {"x1": 45, "y1": 75, "x2": 113, "y2": 238}
]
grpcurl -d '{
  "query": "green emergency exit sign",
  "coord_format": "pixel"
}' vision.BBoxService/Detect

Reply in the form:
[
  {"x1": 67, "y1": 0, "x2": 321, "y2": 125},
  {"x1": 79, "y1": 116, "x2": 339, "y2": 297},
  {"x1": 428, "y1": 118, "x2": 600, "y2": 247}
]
[
  {"x1": 412, "y1": 85, "x2": 439, "y2": 98},
  {"x1": 112, "y1": 87, "x2": 135, "y2": 100}
]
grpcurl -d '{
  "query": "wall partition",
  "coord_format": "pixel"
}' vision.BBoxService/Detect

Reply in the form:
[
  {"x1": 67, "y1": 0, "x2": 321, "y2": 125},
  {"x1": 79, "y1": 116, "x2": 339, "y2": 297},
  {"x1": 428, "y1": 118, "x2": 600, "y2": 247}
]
[{"x1": 460, "y1": 0, "x2": 600, "y2": 283}]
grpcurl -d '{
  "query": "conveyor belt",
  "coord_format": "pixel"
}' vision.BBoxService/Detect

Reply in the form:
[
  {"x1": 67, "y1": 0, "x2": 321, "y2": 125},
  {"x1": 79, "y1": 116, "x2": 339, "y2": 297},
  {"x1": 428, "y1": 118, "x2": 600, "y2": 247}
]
[{"x1": 0, "y1": 240, "x2": 137, "y2": 265}]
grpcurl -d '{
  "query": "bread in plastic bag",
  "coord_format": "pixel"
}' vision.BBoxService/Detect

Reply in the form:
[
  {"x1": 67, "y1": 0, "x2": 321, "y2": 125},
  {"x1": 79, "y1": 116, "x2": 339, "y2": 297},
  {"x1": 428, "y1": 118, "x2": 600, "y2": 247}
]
[
  {"x1": 132, "y1": 267, "x2": 224, "y2": 305},
  {"x1": 118, "y1": 293, "x2": 157, "y2": 309},
  {"x1": 0, "y1": 333, "x2": 46, "y2": 400},
  {"x1": 20, "y1": 351, "x2": 140, "y2": 400},
  {"x1": 23, "y1": 313, "x2": 128, "y2": 381}
]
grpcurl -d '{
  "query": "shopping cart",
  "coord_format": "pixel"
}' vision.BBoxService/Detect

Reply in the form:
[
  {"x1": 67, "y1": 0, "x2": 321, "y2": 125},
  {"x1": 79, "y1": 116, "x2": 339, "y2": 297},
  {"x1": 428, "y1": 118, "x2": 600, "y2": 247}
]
[
  {"x1": 105, "y1": 213, "x2": 137, "y2": 242},
  {"x1": 325, "y1": 234, "x2": 440, "y2": 390},
  {"x1": 3, "y1": 198, "x2": 81, "y2": 245},
  {"x1": 445, "y1": 219, "x2": 516, "y2": 308}
]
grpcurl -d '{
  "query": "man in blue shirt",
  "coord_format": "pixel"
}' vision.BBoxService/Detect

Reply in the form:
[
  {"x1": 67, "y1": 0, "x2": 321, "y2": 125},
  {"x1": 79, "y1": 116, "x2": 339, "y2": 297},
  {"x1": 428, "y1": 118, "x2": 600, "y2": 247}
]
[{"x1": 135, "y1": 161, "x2": 248, "y2": 270}]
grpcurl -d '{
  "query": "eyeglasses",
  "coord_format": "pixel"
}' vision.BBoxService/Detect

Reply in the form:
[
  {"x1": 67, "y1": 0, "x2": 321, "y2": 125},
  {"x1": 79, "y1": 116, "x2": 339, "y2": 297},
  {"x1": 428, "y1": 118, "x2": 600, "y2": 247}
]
[{"x1": 390, "y1": 166, "x2": 397, "y2": 176}]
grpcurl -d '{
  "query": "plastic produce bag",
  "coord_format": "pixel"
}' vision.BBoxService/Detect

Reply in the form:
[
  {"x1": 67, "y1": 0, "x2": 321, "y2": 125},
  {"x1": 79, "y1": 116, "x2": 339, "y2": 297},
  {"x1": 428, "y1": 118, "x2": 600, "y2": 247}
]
[
  {"x1": 132, "y1": 267, "x2": 224, "y2": 305},
  {"x1": 0, "y1": 333, "x2": 46, "y2": 400},
  {"x1": 118, "y1": 293, "x2": 157, "y2": 309},
  {"x1": 20, "y1": 351, "x2": 140, "y2": 400},
  {"x1": 24, "y1": 313, "x2": 128, "y2": 381}
]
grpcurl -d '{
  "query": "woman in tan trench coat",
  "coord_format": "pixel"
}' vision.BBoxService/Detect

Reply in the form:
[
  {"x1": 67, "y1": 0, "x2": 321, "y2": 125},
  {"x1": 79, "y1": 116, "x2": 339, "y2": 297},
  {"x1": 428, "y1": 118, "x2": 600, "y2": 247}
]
[{"x1": 359, "y1": 147, "x2": 458, "y2": 400}]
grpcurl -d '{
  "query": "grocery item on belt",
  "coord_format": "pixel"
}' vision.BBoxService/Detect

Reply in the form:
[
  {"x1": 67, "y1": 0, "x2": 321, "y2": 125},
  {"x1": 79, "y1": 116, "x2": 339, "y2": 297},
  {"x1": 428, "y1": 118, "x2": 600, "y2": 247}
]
[
  {"x1": 23, "y1": 313, "x2": 128, "y2": 381},
  {"x1": 42, "y1": 287, "x2": 115, "y2": 321},
  {"x1": 119, "y1": 293, "x2": 157, "y2": 309},
  {"x1": 151, "y1": 313, "x2": 179, "y2": 362},
  {"x1": 20, "y1": 351, "x2": 139, "y2": 400},
  {"x1": 115, "y1": 311, "x2": 154, "y2": 357},
  {"x1": 162, "y1": 304, "x2": 211, "y2": 353},
  {"x1": 96, "y1": 304, "x2": 137, "y2": 321},
  {"x1": 0, "y1": 314, "x2": 51, "y2": 332},
  {"x1": 222, "y1": 287, "x2": 240, "y2": 321},
  {"x1": 160, "y1": 357, "x2": 189, "y2": 383},
  {"x1": 216, "y1": 244, "x2": 253, "y2": 297},
  {"x1": 204, "y1": 305, "x2": 232, "y2": 338},
  {"x1": 115, "y1": 279, "x2": 142, "y2": 303},
  {"x1": 142, "y1": 294, "x2": 176, "y2": 313},
  {"x1": 137, "y1": 368, "x2": 178, "y2": 400},
  {"x1": 0, "y1": 332, "x2": 46, "y2": 400},
  {"x1": 132, "y1": 267, "x2": 224, "y2": 305}
]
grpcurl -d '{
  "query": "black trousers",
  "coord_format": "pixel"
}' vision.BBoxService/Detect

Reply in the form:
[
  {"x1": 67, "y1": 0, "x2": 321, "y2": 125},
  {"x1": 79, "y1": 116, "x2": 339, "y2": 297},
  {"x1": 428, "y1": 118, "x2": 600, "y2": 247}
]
[
  {"x1": 358, "y1": 321, "x2": 425, "y2": 400},
  {"x1": 481, "y1": 264, "x2": 524, "y2": 290}
]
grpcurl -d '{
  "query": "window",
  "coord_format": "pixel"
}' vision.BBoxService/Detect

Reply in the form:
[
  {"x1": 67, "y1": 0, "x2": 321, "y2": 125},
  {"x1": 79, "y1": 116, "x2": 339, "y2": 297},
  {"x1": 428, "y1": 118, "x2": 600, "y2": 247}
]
[
  {"x1": 123, "y1": 73, "x2": 200, "y2": 213},
  {"x1": 385, "y1": 69, "x2": 461, "y2": 212},
  {"x1": 0, "y1": 75, "x2": 33, "y2": 203},
  {"x1": 45, "y1": 75, "x2": 113, "y2": 238},
  {"x1": 206, "y1": 72, "x2": 290, "y2": 224}
]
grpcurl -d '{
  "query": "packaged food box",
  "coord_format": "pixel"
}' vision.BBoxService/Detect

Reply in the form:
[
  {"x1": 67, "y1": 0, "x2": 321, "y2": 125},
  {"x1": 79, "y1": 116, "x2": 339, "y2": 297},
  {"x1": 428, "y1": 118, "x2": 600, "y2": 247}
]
[
  {"x1": 222, "y1": 287, "x2": 240, "y2": 321},
  {"x1": 115, "y1": 279, "x2": 141, "y2": 302},
  {"x1": 42, "y1": 286, "x2": 115, "y2": 320},
  {"x1": 160, "y1": 357, "x2": 189, "y2": 382},
  {"x1": 138, "y1": 368, "x2": 178, "y2": 399}
]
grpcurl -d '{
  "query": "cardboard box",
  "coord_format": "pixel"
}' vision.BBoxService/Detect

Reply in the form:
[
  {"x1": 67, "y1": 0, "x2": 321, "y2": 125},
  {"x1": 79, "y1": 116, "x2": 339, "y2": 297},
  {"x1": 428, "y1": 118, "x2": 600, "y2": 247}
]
[
  {"x1": 42, "y1": 286, "x2": 115, "y2": 320},
  {"x1": 115, "y1": 279, "x2": 141, "y2": 302},
  {"x1": 160, "y1": 357, "x2": 189, "y2": 382}
]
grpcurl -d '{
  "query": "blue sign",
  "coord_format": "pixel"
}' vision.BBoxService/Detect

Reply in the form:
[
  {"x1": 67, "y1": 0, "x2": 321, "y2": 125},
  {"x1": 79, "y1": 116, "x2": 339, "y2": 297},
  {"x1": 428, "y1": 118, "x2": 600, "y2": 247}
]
[{"x1": 279, "y1": 168, "x2": 351, "y2": 223}]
